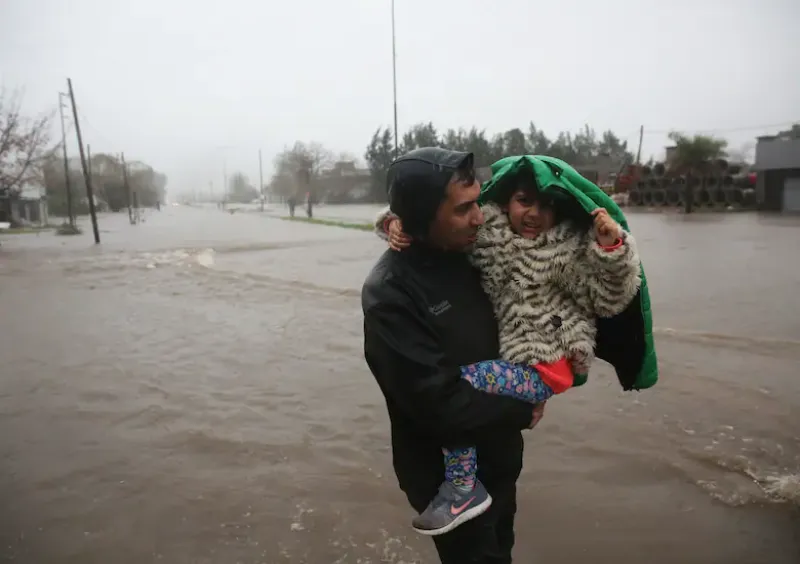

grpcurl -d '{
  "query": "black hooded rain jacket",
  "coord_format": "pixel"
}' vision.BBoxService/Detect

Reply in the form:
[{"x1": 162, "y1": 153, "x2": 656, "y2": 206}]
[{"x1": 361, "y1": 148, "x2": 534, "y2": 500}]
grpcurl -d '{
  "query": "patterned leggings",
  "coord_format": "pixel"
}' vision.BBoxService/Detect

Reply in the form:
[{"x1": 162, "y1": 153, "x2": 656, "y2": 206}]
[{"x1": 443, "y1": 360, "x2": 554, "y2": 489}]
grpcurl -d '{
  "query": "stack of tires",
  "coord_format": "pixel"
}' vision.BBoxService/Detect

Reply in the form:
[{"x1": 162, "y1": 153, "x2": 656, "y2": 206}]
[{"x1": 625, "y1": 159, "x2": 756, "y2": 211}]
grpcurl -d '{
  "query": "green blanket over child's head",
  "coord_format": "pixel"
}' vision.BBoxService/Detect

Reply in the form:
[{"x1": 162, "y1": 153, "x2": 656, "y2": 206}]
[{"x1": 479, "y1": 155, "x2": 658, "y2": 391}]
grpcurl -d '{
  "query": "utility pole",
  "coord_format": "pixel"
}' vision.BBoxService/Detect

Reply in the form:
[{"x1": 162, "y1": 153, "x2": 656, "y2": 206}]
[
  {"x1": 391, "y1": 0, "x2": 399, "y2": 159},
  {"x1": 58, "y1": 92, "x2": 74, "y2": 226},
  {"x1": 302, "y1": 167, "x2": 313, "y2": 219},
  {"x1": 635, "y1": 125, "x2": 643, "y2": 165},
  {"x1": 132, "y1": 190, "x2": 139, "y2": 223},
  {"x1": 67, "y1": 78, "x2": 100, "y2": 244},
  {"x1": 87, "y1": 144, "x2": 94, "y2": 204},
  {"x1": 259, "y1": 149, "x2": 264, "y2": 212},
  {"x1": 222, "y1": 157, "x2": 228, "y2": 209},
  {"x1": 87, "y1": 144, "x2": 92, "y2": 177},
  {"x1": 684, "y1": 169, "x2": 695, "y2": 215},
  {"x1": 121, "y1": 152, "x2": 133, "y2": 224}
]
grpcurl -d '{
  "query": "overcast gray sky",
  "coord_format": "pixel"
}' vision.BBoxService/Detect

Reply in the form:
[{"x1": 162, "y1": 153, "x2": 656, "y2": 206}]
[{"x1": 2, "y1": 0, "x2": 798, "y2": 197}]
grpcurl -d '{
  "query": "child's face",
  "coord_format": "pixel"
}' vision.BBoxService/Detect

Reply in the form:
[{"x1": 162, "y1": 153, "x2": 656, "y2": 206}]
[{"x1": 503, "y1": 188, "x2": 555, "y2": 239}]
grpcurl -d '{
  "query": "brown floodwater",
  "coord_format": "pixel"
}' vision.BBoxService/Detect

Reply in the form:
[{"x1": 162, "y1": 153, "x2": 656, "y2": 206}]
[{"x1": 1, "y1": 206, "x2": 798, "y2": 563}]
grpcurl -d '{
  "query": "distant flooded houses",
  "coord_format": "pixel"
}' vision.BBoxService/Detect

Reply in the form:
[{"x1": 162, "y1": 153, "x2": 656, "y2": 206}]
[{"x1": 0, "y1": 180, "x2": 49, "y2": 227}]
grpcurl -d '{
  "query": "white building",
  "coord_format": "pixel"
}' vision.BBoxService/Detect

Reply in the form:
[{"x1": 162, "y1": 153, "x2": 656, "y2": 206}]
[{"x1": 0, "y1": 181, "x2": 49, "y2": 226}]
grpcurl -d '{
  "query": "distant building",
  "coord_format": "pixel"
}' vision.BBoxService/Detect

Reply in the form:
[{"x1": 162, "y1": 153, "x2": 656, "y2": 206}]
[
  {"x1": 317, "y1": 161, "x2": 371, "y2": 203},
  {"x1": 575, "y1": 153, "x2": 618, "y2": 185},
  {"x1": 664, "y1": 145, "x2": 678, "y2": 165},
  {"x1": 0, "y1": 181, "x2": 49, "y2": 226},
  {"x1": 753, "y1": 128, "x2": 800, "y2": 212}
]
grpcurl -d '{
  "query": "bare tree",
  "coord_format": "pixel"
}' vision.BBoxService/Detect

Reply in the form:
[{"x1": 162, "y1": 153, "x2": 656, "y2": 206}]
[
  {"x1": 304, "y1": 142, "x2": 335, "y2": 175},
  {"x1": 0, "y1": 88, "x2": 52, "y2": 198},
  {"x1": 227, "y1": 171, "x2": 258, "y2": 203},
  {"x1": 269, "y1": 141, "x2": 334, "y2": 197}
]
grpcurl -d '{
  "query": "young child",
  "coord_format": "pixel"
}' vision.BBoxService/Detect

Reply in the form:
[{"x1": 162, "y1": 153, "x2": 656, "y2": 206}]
[{"x1": 375, "y1": 158, "x2": 643, "y2": 536}]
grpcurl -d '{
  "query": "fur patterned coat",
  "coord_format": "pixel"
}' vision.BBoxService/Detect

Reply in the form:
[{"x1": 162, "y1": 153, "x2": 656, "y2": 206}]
[
  {"x1": 374, "y1": 203, "x2": 642, "y2": 376},
  {"x1": 470, "y1": 203, "x2": 641, "y2": 375}
]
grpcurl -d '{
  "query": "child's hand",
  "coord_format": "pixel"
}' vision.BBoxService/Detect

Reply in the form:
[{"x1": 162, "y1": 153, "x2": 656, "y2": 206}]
[
  {"x1": 591, "y1": 208, "x2": 622, "y2": 247},
  {"x1": 386, "y1": 217, "x2": 413, "y2": 251}
]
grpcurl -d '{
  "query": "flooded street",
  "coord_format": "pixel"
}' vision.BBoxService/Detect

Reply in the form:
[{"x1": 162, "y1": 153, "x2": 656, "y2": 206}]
[{"x1": 1, "y1": 206, "x2": 799, "y2": 563}]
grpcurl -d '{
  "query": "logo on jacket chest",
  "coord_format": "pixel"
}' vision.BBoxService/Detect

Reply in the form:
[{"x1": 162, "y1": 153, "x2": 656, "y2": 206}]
[{"x1": 428, "y1": 300, "x2": 452, "y2": 316}]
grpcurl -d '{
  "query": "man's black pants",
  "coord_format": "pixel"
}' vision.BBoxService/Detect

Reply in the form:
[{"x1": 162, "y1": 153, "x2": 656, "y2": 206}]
[{"x1": 405, "y1": 481, "x2": 517, "y2": 564}]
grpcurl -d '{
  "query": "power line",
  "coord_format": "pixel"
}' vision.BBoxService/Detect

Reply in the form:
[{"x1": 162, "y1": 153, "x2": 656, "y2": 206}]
[
  {"x1": 643, "y1": 121, "x2": 798, "y2": 136},
  {"x1": 56, "y1": 96, "x2": 117, "y2": 153},
  {"x1": 74, "y1": 108, "x2": 116, "y2": 151}
]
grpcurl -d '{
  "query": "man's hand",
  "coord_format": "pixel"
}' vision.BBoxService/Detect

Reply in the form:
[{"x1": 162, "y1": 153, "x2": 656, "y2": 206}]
[
  {"x1": 591, "y1": 208, "x2": 622, "y2": 247},
  {"x1": 528, "y1": 401, "x2": 546, "y2": 429},
  {"x1": 386, "y1": 217, "x2": 413, "y2": 251}
]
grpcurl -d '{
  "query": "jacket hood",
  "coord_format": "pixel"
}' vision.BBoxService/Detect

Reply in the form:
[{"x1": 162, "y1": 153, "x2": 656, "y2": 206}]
[
  {"x1": 479, "y1": 155, "x2": 597, "y2": 215},
  {"x1": 387, "y1": 147, "x2": 473, "y2": 238}
]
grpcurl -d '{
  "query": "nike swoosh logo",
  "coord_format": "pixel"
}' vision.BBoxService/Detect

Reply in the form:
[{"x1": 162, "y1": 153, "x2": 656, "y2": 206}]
[{"x1": 450, "y1": 497, "x2": 476, "y2": 515}]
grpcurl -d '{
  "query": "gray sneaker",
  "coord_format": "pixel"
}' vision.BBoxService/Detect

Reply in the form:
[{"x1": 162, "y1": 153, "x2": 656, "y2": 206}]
[{"x1": 411, "y1": 480, "x2": 492, "y2": 536}]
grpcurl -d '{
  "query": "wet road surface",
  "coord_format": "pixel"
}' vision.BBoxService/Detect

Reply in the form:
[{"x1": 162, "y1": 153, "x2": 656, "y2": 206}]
[{"x1": 1, "y1": 206, "x2": 799, "y2": 563}]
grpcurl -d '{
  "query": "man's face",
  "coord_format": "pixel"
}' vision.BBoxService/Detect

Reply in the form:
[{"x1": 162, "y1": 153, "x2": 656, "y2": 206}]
[{"x1": 428, "y1": 171, "x2": 484, "y2": 251}]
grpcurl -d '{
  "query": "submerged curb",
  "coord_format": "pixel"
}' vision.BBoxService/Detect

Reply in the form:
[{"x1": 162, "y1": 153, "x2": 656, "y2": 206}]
[
  {"x1": 1, "y1": 226, "x2": 56, "y2": 235},
  {"x1": 277, "y1": 216, "x2": 373, "y2": 232}
]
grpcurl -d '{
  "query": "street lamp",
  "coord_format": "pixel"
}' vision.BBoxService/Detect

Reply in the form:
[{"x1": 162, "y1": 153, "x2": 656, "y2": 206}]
[
  {"x1": 212, "y1": 145, "x2": 234, "y2": 207},
  {"x1": 391, "y1": 0, "x2": 399, "y2": 159}
]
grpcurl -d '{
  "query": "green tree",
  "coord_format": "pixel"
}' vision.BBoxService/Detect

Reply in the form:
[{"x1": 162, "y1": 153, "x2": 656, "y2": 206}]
[
  {"x1": 363, "y1": 120, "x2": 637, "y2": 202},
  {"x1": 526, "y1": 122, "x2": 551, "y2": 155},
  {"x1": 668, "y1": 132, "x2": 728, "y2": 174},
  {"x1": 42, "y1": 155, "x2": 89, "y2": 216},
  {"x1": 227, "y1": 172, "x2": 259, "y2": 203},
  {"x1": 598, "y1": 130, "x2": 631, "y2": 164},
  {"x1": 42, "y1": 153, "x2": 166, "y2": 215},
  {"x1": 546, "y1": 131, "x2": 577, "y2": 162},
  {"x1": 441, "y1": 128, "x2": 468, "y2": 152},
  {"x1": 90, "y1": 153, "x2": 125, "y2": 211},
  {"x1": 364, "y1": 127, "x2": 395, "y2": 202},
  {"x1": 125, "y1": 161, "x2": 166, "y2": 209},
  {"x1": 668, "y1": 132, "x2": 728, "y2": 213},
  {"x1": 571, "y1": 124, "x2": 598, "y2": 164},
  {"x1": 462, "y1": 127, "x2": 493, "y2": 166},
  {"x1": 400, "y1": 122, "x2": 440, "y2": 152},
  {"x1": 500, "y1": 128, "x2": 528, "y2": 157}
]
